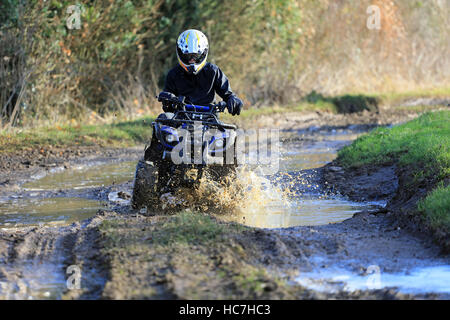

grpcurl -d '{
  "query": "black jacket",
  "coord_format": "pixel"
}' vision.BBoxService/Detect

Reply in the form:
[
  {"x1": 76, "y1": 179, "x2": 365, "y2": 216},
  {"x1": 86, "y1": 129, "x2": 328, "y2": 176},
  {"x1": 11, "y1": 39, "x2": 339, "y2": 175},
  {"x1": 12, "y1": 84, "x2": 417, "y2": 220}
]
[{"x1": 163, "y1": 62, "x2": 235, "y2": 106}]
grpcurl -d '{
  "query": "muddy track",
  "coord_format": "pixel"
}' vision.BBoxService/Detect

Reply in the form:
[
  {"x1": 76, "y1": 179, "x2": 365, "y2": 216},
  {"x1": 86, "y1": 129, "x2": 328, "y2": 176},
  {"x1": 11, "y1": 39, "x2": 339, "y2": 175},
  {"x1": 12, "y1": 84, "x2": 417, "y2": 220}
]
[
  {"x1": 0, "y1": 212, "x2": 114, "y2": 299},
  {"x1": 0, "y1": 108, "x2": 449, "y2": 299},
  {"x1": 0, "y1": 225, "x2": 73, "y2": 299},
  {"x1": 96, "y1": 210, "x2": 416, "y2": 300},
  {"x1": 62, "y1": 211, "x2": 117, "y2": 299}
]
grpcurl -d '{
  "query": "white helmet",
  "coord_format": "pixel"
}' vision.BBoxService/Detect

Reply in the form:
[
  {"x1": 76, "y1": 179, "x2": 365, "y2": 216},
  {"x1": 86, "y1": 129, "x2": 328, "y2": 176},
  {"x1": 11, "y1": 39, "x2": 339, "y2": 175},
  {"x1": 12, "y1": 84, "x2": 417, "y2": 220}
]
[{"x1": 176, "y1": 29, "x2": 209, "y2": 75}]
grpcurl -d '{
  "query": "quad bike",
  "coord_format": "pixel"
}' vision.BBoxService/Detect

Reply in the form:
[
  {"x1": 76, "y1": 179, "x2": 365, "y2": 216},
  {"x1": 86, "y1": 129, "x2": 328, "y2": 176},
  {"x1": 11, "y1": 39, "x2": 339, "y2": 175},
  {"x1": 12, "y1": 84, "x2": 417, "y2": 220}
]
[{"x1": 131, "y1": 95, "x2": 239, "y2": 210}]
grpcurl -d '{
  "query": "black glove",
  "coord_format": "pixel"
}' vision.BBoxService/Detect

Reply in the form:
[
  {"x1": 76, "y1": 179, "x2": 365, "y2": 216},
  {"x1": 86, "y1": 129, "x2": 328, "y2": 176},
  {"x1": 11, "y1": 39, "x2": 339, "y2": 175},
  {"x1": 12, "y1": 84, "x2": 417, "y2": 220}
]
[
  {"x1": 158, "y1": 91, "x2": 177, "y2": 112},
  {"x1": 226, "y1": 95, "x2": 243, "y2": 116}
]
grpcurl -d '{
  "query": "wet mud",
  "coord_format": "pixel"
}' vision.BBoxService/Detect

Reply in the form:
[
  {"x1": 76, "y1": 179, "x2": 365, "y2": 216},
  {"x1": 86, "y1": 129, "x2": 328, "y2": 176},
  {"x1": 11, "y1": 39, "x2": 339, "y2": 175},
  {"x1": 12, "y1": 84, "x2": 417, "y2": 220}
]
[{"x1": 0, "y1": 212, "x2": 112, "y2": 299}]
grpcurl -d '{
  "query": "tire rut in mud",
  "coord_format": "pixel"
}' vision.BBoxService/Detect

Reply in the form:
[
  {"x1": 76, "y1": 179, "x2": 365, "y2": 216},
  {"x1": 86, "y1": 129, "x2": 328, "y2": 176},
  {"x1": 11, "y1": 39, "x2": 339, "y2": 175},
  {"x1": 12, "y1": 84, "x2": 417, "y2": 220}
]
[{"x1": 0, "y1": 211, "x2": 114, "y2": 299}]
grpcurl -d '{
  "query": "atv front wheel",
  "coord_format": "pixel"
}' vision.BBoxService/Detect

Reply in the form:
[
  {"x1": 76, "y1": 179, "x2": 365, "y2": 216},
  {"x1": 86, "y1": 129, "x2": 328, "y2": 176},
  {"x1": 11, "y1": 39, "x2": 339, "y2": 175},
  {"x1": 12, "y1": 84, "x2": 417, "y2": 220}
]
[{"x1": 131, "y1": 160, "x2": 159, "y2": 210}]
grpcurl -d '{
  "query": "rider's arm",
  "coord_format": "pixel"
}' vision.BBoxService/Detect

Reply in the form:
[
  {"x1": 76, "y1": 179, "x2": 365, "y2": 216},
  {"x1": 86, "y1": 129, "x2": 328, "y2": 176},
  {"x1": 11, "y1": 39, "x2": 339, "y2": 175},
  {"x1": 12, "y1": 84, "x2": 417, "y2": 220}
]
[
  {"x1": 214, "y1": 66, "x2": 243, "y2": 115},
  {"x1": 214, "y1": 66, "x2": 234, "y2": 101}
]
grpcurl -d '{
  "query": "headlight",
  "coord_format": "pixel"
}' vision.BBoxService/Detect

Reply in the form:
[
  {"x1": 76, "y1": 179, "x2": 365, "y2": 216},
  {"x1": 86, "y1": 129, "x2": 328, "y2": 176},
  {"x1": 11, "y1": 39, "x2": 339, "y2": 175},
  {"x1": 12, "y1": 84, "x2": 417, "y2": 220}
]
[
  {"x1": 166, "y1": 134, "x2": 177, "y2": 143},
  {"x1": 215, "y1": 139, "x2": 224, "y2": 148}
]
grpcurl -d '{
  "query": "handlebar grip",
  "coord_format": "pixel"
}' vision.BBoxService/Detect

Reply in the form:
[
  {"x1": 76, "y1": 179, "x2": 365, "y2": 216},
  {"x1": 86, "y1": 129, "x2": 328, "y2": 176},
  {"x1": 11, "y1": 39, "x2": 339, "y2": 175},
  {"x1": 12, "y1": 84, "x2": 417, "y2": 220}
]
[{"x1": 217, "y1": 101, "x2": 227, "y2": 112}]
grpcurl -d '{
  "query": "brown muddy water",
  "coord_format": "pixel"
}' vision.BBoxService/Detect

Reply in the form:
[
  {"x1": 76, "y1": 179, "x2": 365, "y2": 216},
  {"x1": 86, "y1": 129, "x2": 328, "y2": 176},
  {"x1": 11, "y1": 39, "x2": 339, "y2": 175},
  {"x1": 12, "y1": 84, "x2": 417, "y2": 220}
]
[{"x1": 0, "y1": 161, "x2": 137, "y2": 229}]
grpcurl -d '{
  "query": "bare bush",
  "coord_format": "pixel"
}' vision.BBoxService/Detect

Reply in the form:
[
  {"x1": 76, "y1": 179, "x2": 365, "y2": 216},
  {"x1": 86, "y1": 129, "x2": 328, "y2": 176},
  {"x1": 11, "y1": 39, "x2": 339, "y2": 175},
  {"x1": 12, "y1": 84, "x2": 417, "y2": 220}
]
[{"x1": 0, "y1": 29, "x2": 27, "y2": 127}]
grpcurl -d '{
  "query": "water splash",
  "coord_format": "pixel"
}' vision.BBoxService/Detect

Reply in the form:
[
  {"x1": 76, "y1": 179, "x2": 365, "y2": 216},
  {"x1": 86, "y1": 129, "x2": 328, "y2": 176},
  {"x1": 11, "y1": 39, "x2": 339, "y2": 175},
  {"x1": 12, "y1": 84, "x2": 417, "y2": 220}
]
[{"x1": 159, "y1": 166, "x2": 289, "y2": 214}]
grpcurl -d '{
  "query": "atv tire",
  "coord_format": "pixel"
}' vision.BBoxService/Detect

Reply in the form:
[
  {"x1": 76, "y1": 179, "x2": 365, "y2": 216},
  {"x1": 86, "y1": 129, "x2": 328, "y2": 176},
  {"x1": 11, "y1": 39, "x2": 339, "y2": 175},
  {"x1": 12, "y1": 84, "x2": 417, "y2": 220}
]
[{"x1": 131, "y1": 159, "x2": 159, "y2": 210}]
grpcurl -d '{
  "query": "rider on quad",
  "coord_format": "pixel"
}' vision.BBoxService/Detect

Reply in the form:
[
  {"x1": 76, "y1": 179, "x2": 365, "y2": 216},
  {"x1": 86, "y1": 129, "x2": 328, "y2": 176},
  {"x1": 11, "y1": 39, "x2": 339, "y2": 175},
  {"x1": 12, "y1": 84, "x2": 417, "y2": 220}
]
[
  {"x1": 155, "y1": 28, "x2": 243, "y2": 136},
  {"x1": 132, "y1": 29, "x2": 244, "y2": 210}
]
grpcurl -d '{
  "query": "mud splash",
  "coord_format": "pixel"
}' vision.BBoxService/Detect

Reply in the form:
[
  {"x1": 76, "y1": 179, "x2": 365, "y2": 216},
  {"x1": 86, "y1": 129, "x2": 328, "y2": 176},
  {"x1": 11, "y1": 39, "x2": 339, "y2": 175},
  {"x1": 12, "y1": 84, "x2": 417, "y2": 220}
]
[
  {"x1": 160, "y1": 168, "x2": 288, "y2": 213},
  {"x1": 160, "y1": 167, "x2": 383, "y2": 228}
]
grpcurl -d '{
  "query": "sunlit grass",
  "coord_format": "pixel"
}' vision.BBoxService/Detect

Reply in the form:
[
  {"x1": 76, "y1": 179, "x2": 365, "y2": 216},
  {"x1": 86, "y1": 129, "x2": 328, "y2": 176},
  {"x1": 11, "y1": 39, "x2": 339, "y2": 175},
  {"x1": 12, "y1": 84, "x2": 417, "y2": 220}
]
[
  {"x1": 418, "y1": 184, "x2": 450, "y2": 231},
  {"x1": 338, "y1": 111, "x2": 450, "y2": 176}
]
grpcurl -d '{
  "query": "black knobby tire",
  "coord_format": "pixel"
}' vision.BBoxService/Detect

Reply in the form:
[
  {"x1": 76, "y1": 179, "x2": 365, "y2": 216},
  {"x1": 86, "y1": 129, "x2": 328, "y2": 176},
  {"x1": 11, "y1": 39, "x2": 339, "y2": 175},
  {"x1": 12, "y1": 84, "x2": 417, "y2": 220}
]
[{"x1": 131, "y1": 160, "x2": 158, "y2": 210}]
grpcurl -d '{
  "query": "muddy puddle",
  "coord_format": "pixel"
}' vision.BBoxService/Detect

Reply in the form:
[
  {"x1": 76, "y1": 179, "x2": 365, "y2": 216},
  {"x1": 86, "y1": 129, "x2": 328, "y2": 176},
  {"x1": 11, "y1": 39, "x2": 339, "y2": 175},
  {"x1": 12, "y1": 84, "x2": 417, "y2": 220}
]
[
  {"x1": 222, "y1": 197, "x2": 382, "y2": 228},
  {"x1": 23, "y1": 161, "x2": 137, "y2": 191},
  {"x1": 0, "y1": 197, "x2": 105, "y2": 228},
  {"x1": 1, "y1": 160, "x2": 136, "y2": 228},
  {"x1": 278, "y1": 128, "x2": 361, "y2": 171}
]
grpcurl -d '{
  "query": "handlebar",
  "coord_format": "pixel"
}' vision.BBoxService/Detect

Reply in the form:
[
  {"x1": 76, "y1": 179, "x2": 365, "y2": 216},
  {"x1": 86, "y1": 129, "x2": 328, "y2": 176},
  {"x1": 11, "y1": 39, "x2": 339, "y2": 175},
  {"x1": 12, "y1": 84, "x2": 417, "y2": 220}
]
[{"x1": 156, "y1": 95, "x2": 227, "y2": 114}]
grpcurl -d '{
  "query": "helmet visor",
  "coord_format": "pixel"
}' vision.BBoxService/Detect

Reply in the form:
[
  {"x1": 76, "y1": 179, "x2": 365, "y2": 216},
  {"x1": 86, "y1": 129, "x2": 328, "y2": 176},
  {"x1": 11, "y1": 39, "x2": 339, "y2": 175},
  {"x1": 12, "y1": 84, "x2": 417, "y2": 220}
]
[{"x1": 177, "y1": 48, "x2": 207, "y2": 65}]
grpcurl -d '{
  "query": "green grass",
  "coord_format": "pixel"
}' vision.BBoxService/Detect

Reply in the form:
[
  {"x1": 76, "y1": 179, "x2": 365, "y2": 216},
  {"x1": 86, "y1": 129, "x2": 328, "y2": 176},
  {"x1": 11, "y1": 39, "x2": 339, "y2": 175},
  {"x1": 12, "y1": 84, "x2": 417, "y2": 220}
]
[
  {"x1": 337, "y1": 110, "x2": 450, "y2": 234},
  {"x1": 338, "y1": 111, "x2": 450, "y2": 177},
  {"x1": 418, "y1": 184, "x2": 450, "y2": 231},
  {"x1": 231, "y1": 267, "x2": 272, "y2": 295},
  {"x1": 151, "y1": 211, "x2": 230, "y2": 246},
  {"x1": 0, "y1": 117, "x2": 155, "y2": 152}
]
